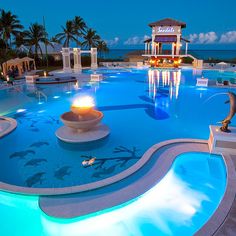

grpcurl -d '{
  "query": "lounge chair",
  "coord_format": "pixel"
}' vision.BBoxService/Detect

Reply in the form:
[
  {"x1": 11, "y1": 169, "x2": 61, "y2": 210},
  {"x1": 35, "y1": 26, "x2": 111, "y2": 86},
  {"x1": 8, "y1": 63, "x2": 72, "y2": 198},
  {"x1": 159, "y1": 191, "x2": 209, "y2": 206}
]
[
  {"x1": 229, "y1": 78, "x2": 236, "y2": 87},
  {"x1": 216, "y1": 78, "x2": 224, "y2": 86},
  {"x1": 196, "y1": 77, "x2": 208, "y2": 87}
]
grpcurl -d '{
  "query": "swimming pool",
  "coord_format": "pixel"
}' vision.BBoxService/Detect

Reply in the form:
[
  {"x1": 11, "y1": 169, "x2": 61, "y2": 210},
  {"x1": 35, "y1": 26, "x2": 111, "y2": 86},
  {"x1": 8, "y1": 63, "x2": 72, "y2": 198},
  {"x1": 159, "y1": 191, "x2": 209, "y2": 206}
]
[
  {"x1": 0, "y1": 151, "x2": 226, "y2": 236},
  {"x1": 0, "y1": 68, "x2": 234, "y2": 190},
  {"x1": 0, "y1": 67, "x2": 234, "y2": 235}
]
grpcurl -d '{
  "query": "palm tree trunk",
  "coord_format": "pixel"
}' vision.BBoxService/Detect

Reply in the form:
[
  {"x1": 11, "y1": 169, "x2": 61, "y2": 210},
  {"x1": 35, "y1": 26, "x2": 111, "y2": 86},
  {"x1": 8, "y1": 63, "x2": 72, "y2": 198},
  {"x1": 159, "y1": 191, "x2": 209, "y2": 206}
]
[
  {"x1": 35, "y1": 44, "x2": 38, "y2": 60},
  {"x1": 9, "y1": 36, "x2": 12, "y2": 49},
  {"x1": 39, "y1": 44, "x2": 43, "y2": 60}
]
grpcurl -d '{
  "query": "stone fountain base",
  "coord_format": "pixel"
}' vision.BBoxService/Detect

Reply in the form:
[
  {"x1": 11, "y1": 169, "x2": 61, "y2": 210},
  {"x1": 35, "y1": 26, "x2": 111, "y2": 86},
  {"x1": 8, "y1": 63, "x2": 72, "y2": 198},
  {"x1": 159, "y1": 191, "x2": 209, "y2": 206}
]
[{"x1": 55, "y1": 124, "x2": 110, "y2": 143}]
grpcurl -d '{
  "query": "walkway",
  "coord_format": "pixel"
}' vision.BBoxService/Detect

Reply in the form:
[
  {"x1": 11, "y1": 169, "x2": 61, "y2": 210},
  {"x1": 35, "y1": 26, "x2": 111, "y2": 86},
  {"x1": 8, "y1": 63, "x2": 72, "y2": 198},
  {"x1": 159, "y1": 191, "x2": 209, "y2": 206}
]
[{"x1": 215, "y1": 154, "x2": 236, "y2": 236}]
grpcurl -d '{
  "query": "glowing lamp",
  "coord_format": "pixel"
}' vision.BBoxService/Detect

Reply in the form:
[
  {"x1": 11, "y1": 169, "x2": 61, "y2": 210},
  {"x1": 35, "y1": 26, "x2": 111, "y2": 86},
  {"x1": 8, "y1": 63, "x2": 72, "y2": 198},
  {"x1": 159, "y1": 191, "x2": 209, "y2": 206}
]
[
  {"x1": 71, "y1": 96, "x2": 95, "y2": 116},
  {"x1": 44, "y1": 71, "x2": 47, "y2": 77},
  {"x1": 6, "y1": 76, "x2": 10, "y2": 81}
]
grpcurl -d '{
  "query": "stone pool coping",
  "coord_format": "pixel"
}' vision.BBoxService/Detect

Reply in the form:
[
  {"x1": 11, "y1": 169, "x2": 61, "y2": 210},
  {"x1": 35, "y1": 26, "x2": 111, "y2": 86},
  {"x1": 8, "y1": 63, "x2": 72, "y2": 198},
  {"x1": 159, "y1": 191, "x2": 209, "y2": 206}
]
[
  {"x1": 0, "y1": 138, "x2": 207, "y2": 195},
  {"x1": 196, "y1": 152, "x2": 236, "y2": 236},
  {"x1": 38, "y1": 139, "x2": 236, "y2": 236},
  {"x1": 0, "y1": 116, "x2": 17, "y2": 138},
  {"x1": 38, "y1": 139, "x2": 210, "y2": 219}
]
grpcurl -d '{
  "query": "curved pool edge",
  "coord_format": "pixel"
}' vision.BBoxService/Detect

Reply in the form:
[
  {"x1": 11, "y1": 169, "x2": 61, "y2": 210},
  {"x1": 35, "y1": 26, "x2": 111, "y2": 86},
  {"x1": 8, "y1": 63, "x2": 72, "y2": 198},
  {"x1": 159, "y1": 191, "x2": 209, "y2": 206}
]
[
  {"x1": 39, "y1": 139, "x2": 214, "y2": 219},
  {"x1": 0, "y1": 116, "x2": 17, "y2": 138},
  {"x1": 0, "y1": 138, "x2": 207, "y2": 196},
  {"x1": 195, "y1": 152, "x2": 236, "y2": 236}
]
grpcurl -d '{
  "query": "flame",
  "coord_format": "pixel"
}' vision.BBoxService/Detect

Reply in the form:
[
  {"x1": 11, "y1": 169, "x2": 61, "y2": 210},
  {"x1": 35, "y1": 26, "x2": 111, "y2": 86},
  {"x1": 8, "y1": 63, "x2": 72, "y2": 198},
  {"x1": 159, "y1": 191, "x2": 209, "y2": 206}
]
[{"x1": 72, "y1": 96, "x2": 95, "y2": 108}]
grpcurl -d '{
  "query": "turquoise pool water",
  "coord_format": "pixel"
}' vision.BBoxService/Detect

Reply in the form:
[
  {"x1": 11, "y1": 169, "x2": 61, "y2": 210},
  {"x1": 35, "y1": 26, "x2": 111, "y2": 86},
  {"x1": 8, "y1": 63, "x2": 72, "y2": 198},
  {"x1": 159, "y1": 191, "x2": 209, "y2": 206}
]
[
  {"x1": 0, "y1": 68, "x2": 235, "y2": 189},
  {"x1": 0, "y1": 152, "x2": 226, "y2": 236},
  {"x1": 0, "y1": 67, "x2": 232, "y2": 235}
]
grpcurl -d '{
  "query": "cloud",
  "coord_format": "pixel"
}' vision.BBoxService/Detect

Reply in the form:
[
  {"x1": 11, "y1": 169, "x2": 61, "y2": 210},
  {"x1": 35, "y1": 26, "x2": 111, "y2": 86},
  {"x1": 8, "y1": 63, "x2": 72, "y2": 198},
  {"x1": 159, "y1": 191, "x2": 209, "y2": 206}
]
[
  {"x1": 105, "y1": 37, "x2": 119, "y2": 46},
  {"x1": 219, "y1": 31, "x2": 236, "y2": 43},
  {"x1": 124, "y1": 35, "x2": 150, "y2": 45},
  {"x1": 189, "y1": 32, "x2": 218, "y2": 44},
  {"x1": 189, "y1": 31, "x2": 236, "y2": 44}
]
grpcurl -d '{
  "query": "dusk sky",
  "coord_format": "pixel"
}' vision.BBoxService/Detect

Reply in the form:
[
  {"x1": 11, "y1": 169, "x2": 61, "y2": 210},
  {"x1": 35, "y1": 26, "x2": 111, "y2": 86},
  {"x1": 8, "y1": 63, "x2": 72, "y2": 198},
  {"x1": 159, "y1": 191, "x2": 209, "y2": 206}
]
[{"x1": 1, "y1": 0, "x2": 236, "y2": 49}]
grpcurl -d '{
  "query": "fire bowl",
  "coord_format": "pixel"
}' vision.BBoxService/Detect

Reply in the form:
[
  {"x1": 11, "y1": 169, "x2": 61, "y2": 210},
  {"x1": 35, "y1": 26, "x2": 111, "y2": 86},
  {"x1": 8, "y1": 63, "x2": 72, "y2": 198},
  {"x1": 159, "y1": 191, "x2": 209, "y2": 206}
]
[
  {"x1": 61, "y1": 110, "x2": 103, "y2": 132},
  {"x1": 71, "y1": 106, "x2": 93, "y2": 116}
]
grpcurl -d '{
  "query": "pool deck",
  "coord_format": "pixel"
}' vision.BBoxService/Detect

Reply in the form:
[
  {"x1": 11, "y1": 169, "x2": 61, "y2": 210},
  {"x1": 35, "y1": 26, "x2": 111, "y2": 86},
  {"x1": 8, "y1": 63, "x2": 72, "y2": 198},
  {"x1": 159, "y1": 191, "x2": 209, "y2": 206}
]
[{"x1": 214, "y1": 154, "x2": 236, "y2": 236}]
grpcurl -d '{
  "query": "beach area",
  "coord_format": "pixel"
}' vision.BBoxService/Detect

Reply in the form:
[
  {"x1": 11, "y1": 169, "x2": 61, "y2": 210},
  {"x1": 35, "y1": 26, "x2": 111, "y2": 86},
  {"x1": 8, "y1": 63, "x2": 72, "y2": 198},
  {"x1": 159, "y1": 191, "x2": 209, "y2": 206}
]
[{"x1": 103, "y1": 49, "x2": 236, "y2": 62}]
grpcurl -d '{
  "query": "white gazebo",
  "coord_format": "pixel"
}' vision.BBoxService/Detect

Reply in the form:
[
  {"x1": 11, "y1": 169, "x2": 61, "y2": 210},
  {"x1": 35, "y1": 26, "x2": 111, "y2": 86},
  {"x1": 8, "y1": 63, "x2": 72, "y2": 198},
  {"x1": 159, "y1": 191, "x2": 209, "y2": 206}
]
[
  {"x1": 142, "y1": 18, "x2": 203, "y2": 68},
  {"x1": 143, "y1": 18, "x2": 189, "y2": 57},
  {"x1": 62, "y1": 47, "x2": 98, "y2": 73},
  {"x1": 1, "y1": 57, "x2": 36, "y2": 76}
]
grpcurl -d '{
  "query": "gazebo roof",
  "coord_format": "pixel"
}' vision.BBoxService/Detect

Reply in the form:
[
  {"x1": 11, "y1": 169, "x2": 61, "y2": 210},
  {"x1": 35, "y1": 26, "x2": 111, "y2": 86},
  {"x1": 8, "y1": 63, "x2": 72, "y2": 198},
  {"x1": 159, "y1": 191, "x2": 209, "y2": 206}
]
[
  {"x1": 149, "y1": 18, "x2": 186, "y2": 28},
  {"x1": 181, "y1": 37, "x2": 190, "y2": 43},
  {"x1": 21, "y1": 57, "x2": 35, "y2": 61},
  {"x1": 144, "y1": 38, "x2": 152, "y2": 43}
]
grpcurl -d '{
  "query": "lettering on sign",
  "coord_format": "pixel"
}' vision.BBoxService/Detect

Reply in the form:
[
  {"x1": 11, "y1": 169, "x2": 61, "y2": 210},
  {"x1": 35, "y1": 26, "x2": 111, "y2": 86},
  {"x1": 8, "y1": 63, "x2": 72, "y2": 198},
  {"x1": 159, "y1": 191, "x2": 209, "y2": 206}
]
[{"x1": 157, "y1": 27, "x2": 175, "y2": 33}]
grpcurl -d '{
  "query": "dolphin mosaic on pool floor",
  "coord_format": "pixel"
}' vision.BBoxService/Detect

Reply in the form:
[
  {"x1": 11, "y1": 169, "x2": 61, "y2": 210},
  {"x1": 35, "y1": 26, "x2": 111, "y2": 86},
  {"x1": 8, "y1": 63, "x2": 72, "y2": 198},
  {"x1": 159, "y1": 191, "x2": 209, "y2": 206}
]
[{"x1": 7, "y1": 142, "x2": 141, "y2": 188}]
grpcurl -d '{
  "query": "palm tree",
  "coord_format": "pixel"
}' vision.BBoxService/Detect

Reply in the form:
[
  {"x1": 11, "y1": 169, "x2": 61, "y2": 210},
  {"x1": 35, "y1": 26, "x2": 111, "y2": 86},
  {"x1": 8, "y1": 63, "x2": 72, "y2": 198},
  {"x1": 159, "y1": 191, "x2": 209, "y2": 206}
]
[
  {"x1": 14, "y1": 31, "x2": 26, "y2": 47},
  {"x1": 0, "y1": 9, "x2": 23, "y2": 49},
  {"x1": 73, "y1": 16, "x2": 86, "y2": 47},
  {"x1": 50, "y1": 36, "x2": 60, "y2": 44},
  {"x1": 24, "y1": 23, "x2": 46, "y2": 59},
  {"x1": 55, "y1": 20, "x2": 78, "y2": 47},
  {"x1": 81, "y1": 28, "x2": 101, "y2": 49},
  {"x1": 97, "y1": 40, "x2": 109, "y2": 58}
]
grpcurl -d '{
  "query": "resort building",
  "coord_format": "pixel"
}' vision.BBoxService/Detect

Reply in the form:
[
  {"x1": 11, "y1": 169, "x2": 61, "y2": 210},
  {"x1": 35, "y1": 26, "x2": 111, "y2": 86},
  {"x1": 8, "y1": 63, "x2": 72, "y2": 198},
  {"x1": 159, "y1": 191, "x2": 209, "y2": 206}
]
[{"x1": 143, "y1": 18, "x2": 196, "y2": 67}]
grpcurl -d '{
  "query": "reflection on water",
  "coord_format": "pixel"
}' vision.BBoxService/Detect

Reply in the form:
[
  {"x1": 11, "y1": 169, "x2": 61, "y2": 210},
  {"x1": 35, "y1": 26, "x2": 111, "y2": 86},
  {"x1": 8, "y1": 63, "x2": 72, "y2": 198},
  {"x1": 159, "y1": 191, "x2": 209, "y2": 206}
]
[{"x1": 148, "y1": 69, "x2": 181, "y2": 101}]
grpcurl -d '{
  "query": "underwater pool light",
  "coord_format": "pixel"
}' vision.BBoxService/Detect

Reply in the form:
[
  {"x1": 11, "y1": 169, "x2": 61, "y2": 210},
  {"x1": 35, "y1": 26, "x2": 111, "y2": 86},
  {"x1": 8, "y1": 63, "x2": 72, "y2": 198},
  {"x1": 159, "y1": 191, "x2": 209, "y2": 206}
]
[{"x1": 16, "y1": 109, "x2": 26, "y2": 113}]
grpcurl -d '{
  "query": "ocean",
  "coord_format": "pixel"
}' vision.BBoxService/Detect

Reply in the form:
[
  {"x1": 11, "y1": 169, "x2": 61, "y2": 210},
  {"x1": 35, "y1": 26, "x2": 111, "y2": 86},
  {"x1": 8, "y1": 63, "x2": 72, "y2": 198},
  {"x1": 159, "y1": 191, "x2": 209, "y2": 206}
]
[{"x1": 102, "y1": 49, "x2": 236, "y2": 61}]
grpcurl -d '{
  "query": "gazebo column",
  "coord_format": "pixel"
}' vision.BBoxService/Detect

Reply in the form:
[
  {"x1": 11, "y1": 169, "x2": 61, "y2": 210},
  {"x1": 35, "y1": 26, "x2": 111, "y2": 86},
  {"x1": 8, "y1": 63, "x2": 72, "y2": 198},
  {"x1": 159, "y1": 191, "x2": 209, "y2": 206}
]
[
  {"x1": 73, "y1": 48, "x2": 82, "y2": 73},
  {"x1": 156, "y1": 43, "x2": 159, "y2": 55},
  {"x1": 159, "y1": 43, "x2": 162, "y2": 55},
  {"x1": 172, "y1": 43, "x2": 175, "y2": 57},
  {"x1": 147, "y1": 43, "x2": 150, "y2": 54},
  {"x1": 144, "y1": 43, "x2": 147, "y2": 54},
  {"x1": 17, "y1": 64, "x2": 22, "y2": 76},
  {"x1": 62, "y1": 48, "x2": 72, "y2": 73},
  {"x1": 176, "y1": 35, "x2": 181, "y2": 55},
  {"x1": 91, "y1": 48, "x2": 98, "y2": 69},
  {"x1": 185, "y1": 43, "x2": 188, "y2": 55},
  {"x1": 151, "y1": 41, "x2": 154, "y2": 55},
  {"x1": 2, "y1": 63, "x2": 6, "y2": 76}
]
